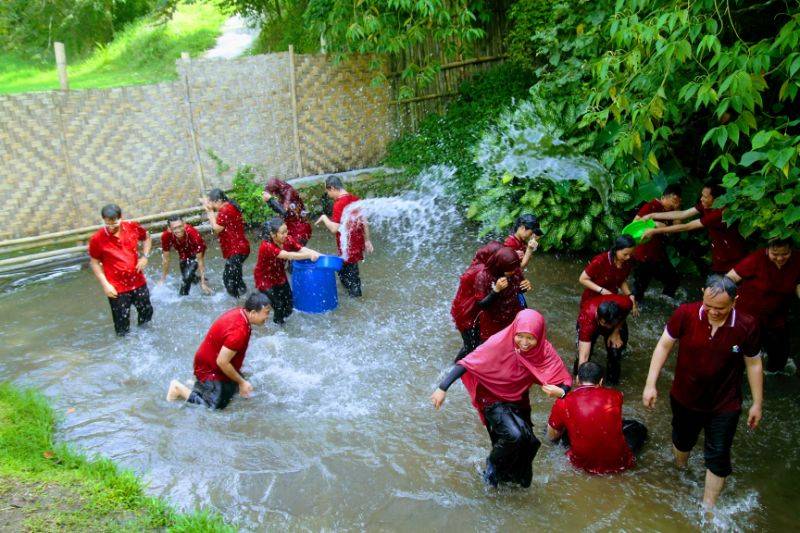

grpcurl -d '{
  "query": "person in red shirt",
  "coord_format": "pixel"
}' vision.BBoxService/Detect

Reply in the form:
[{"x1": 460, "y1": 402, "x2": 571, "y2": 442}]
[
  {"x1": 262, "y1": 178, "x2": 313, "y2": 244},
  {"x1": 159, "y1": 215, "x2": 210, "y2": 296},
  {"x1": 547, "y1": 361, "x2": 647, "y2": 474},
  {"x1": 473, "y1": 247, "x2": 532, "y2": 341},
  {"x1": 88, "y1": 204, "x2": 153, "y2": 336},
  {"x1": 578, "y1": 235, "x2": 638, "y2": 315},
  {"x1": 315, "y1": 175, "x2": 373, "y2": 297},
  {"x1": 630, "y1": 184, "x2": 682, "y2": 303},
  {"x1": 642, "y1": 275, "x2": 763, "y2": 509},
  {"x1": 727, "y1": 239, "x2": 800, "y2": 372},
  {"x1": 202, "y1": 189, "x2": 251, "y2": 298},
  {"x1": 574, "y1": 294, "x2": 632, "y2": 384},
  {"x1": 503, "y1": 214, "x2": 544, "y2": 269},
  {"x1": 254, "y1": 217, "x2": 321, "y2": 324},
  {"x1": 166, "y1": 292, "x2": 271, "y2": 409},
  {"x1": 642, "y1": 180, "x2": 748, "y2": 274}
]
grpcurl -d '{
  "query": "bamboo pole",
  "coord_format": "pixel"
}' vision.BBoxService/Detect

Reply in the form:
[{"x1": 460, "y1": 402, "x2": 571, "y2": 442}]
[
  {"x1": 54, "y1": 42, "x2": 68, "y2": 91},
  {"x1": 288, "y1": 45, "x2": 304, "y2": 178},
  {"x1": 179, "y1": 51, "x2": 208, "y2": 195}
]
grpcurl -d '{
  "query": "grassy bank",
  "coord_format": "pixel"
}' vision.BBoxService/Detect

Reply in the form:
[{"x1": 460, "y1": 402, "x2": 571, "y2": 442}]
[
  {"x1": 0, "y1": 383, "x2": 234, "y2": 532},
  {"x1": 0, "y1": 2, "x2": 227, "y2": 95}
]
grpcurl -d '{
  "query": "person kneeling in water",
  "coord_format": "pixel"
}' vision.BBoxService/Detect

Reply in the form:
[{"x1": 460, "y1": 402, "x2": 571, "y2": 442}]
[
  {"x1": 547, "y1": 361, "x2": 647, "y2": 474},
  {"x1": 431, "y1": 309, "x2": 572, "y2": 487},
  {"x1": 166, "y1": 292, "x2": 271, "y2": 409}
]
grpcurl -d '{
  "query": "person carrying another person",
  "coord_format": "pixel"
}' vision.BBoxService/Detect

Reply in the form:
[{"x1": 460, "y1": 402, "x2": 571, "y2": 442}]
[
  {"x1": 88, "y1": 204, "x2": 154, "y2": 336},
  {"x1": 262, "y1": 178, "x2": 313, "y2": 244},
  {"x1": 641, "y1": 180, "x2": 747, "y2": 274},
  {"x1": 202, "y1": 189, "x2": 251, "y2": 298},
  {"x1": 431, "y1": 309, "x2": 572, "y2": 487},
  {"x1": 474, "y1": 247, "x2": 532, "y2": 341},
  {"x1": 159, "y1": 215, "x2": 211, "y2": 296},
  {"x1": 630, "y1": 184, "x2": 683, "y2": 303},
  {"x1": 254, "y1": 217, "x2": 321, "y2": 325},
  {"x1": 451, "y1": 241, "x2": 503, "y2": 361},
  {"x1": 315, "y1": 175, "x2": 373, "y2": 297},
  {"x1": 574, "y1": 294, "x2": 633, "y2": 384},
  {"x1": 642, "y1": 274, "x2": 763, "y2": 509},
  {"x1": 547, "y1": 361, "x2": 647, "y2": 474},
  {"x1": 166, "y1": 292, "x2": 272, "y2": 410},
  {"x1": 578, "y1": 235, "x2": 638, "y2": 317},
  {"x1": 727, "y1": 238, "x2": 800, "y2": 373},
  {"x1": 503, "y1": 214, "x2": 544, "y2": 269}
]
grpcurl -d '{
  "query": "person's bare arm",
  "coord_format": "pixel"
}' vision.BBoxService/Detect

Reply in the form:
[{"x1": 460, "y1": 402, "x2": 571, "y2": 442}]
[
  {"x1": 364, "y1": 221, "x2": 374, "y2": 253},
  {"x1": 216, "y1": 346, "x2": 252, "y2": 397},
  {"x1": 520, "y1": 238, "x2": 539, "y2": 268},
  {"x1": 277, "y1": 248, "x2": 320, "y2": 261},
  {"x1": 89, "y1": 257, "x2": 117, "y2": 298},
  {"x1": 645, "y1": 207, "x2": 699, "y2": 222},
  {"x1": 645, "y1": 218, "x2": 704, "y2": 239},
  {"x1": 547, "y1": 425, "x2": 564, "y2": 442},
  {"x1": 136, "y1": 232, "x2": 152, "y2": 272},
  {"x1": 726, "y1": 269, "x2": 743, "y2": 283},
  {"x1": 577, "y1": 340, "x2": 592, "y2": 366},
  {"x1": 642, "y1": 330, "x2": 676, "y2": 408},
  {"x1": 745, "y1": 355, "x2": 763, "y2": 429},
  {"x1": 579, "y1": 270, "x2": 612, "y2": 295},
  {"x1": 197, "y1": 252, "x2": 211, "y2": 293},
  {"x1": 315, "y1": 214, "x2": 340, "y2": 234},
  {"x1": 621, "y1": 281, "x2": 639, "y2": 317}
]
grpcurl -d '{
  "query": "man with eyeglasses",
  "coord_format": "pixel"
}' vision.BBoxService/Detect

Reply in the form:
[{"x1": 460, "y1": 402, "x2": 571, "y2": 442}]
[
  {"x1": 159, "y1": 215, "x2": 211, "y2": 296},
  {"x1": 88, "y1": 204, "x2": 154, "y2": 335}
]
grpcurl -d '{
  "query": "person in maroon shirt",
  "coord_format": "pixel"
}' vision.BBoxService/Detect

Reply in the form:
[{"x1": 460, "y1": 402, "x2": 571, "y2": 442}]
[
  {"x1": 642, "y1": 180, "x2": 748, "y2": 274},
  {"x1": 159, "y1": 215, "x2": 210, "y2": 296},
  {"x1": 503, "y1": 214, "x2": 544, "y2": 269},
  {"x1": 315, "y1": 175, "x2": 373, "y2": 297},
  {"x1": 642, "y1": 275, "x2": 763, "y2": 508},
  {"x1": 473, "y1": 247, "x2": 532, "y2": 341},
  {"x1": 578, "y1": 235, "x2": 638, "y2": 315},
  {"x1": 255, "y1": 217, "x2": 321, "y2": 324},
  {"x1": 166, "y1": 292, "x2": 271, "y2": 409},
  {"x1": 202, "y1": 189, "x2": 251, "y2": 298},
  {"x1": 262, "y1": 178, "x2": 313, "y2": 244},
  {"x1": 547, "y1": 361, "x2": 647, "y2": 474},
  {"x1": 630, "y1": 184, "x2": 682, "y2": 303},
  {"x1": 88, "y1": 204, "x2": 153, "y2": 336},
  {"x1": 574, "y1": 293, "x2": 633, "y2": 384},
  {"x1": 727, "y1": 239, "x2": 800, "y2": 372}
]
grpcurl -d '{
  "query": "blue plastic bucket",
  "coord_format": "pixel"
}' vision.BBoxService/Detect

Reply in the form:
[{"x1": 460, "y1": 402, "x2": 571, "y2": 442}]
[{"x1": 291, "y1": 255, "x2": 344, "y2": 313}]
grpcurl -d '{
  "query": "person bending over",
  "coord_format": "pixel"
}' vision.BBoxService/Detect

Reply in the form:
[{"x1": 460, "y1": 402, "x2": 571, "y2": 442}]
[
  {"x1": 574, "y1": 295, "x2": 633, "y2": 384},
  {"x1": 262, "y1": 178, "x2": 313, "y2": 244},
  {"x1": 160, "y1": 215, "x2": 211, "y2": 296},
  {"x1": 503, "y1": 214, "x2": 544, "y2": 269},
  {"x1": 578, "y1": 235, "x2": 638, "y2": 317},
  {"x1": 473, "y1": 247, "x2": 532, "y2": 341},
  {"x1": 202, "y1": 189, "x2": 250, "y2": 298}
]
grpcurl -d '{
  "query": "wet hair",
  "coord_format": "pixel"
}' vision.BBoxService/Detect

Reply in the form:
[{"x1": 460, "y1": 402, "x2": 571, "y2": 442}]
[
  {"x1": 704, "y1": 274, "x2": 737, "y2": 300},
  {"x1": 703, "y1": 180, "x2": 725, "y2": 199},
  {"x1": 262, "y1": 217, "x2": 284, "y2": 240},
  {"x1": 208, "y1": 188, "x2": 242, "y2": 213},
  {"x1": 167, "y1": 215, "x2": 182, "y2": 224},
  {"x1": 611, "y1": 234, "x2": 636, "y2": 253},
  {"x1": 513, "y1": 214, "x2": 540, "y2": 232},
  {"x1": 244, "y1": 292, "x2": 271, "y2": 312},
  {"x1": 597, "y1": 301, "x2": 624, "y2": 325},
  {"x1": 663, "y1": 184, "x2": 682, "y2": 198},
  {"x1": 101, "y1": 204, "x2": 121, "y2": 219},
  {"x1": 325, "y1": 175, "x2": 344, "y2": 190},
  {"x1": 577, "y1": 361, "x2": 605, "y2": 385},
  {"x1": 768, "y1": 238, "x2": 793, "y2": 250}
]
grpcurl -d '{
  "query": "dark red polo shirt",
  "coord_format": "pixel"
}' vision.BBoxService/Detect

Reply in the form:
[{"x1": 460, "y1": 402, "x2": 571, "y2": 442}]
[
  {"x1": 577, "y1": 293, "x2": 632, "y2": 342},
  {"x1": 632, "y1": 199, "x2": 667, "y2": 263},
  {"x1": 580, "y1": 252, "x2": 633, "y2": 311},
  {"x1": 733, "y1": 249, "x2": 800, "y2": 329},
  {"x1": 216, "y1": 202, "x2": 250, "y2": 259},
  {"x1": 503, "y1": 234, "x2": 526, "y2": 253},
  {"x1": 548, "y1": 385, "x2": 635, "y2": 474},
  {"x1": 695, "y1": 202, "x2": 747, "y2": 273},
  {"x1": 194, "y1": 308, "x2": 252, "y2": 382},
  {"x1": 253, "y1": 235, "x2": 302, "y2": 291},
  {"x1": 88, "y1": 221, "x2": 148, "y2": 293},
  {"x1": 161, "y1": 224, "x2": 206, "y2": 262},
  {"x1": 666, "y1": 302, "x2": 760, "y2": 413},
  {"x1": 332, "y1": 193, "x2": 365, "y2": 264}
]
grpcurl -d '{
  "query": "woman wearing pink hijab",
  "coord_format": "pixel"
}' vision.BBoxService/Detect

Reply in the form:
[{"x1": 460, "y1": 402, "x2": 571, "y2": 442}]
[{"x1": 431, "y1": 309, "x2": 572, "y2": 487}]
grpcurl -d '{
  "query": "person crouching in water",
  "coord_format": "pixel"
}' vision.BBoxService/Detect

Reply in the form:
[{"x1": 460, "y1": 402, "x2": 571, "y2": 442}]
[
  {"x1": 166, "y1": 292, "x2": 271, "y2": 409},
  {"x1": 451, "y1": 240, "x2": 503, "y2": 362},
  {"x1": 431, "y1": 309, "x2": 572, "y2": 487},
  {"x1": 474, "y1": 247, "x2": 532, "y2": 341},
  {"x1": 547, "y1": 361, "x2": 647, "y2": 474},
  {"x1": 254, "y1": 217, "x2": 321, "y2": 325},
  {"x1": 574, "y1": 294, "x2": 632, "y2": 384},
  {"x1": 202, "y1": 189, "x2": 250, "y2": 298}
]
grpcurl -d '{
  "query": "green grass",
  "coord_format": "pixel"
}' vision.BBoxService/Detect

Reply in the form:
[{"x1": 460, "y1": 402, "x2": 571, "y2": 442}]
[
  {"x1": 0, "y1": 2, "x2": 228, "y2": 94},
  {"x1": 0, "y1": 383, "x2": 235, "y2": 532}
]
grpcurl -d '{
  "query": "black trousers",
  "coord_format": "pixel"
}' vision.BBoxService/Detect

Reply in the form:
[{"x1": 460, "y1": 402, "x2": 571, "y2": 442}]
[
  {"x1": 484, "y1": 402, "x2": 541, "y2": 488},
  {"x1": 108, "y1": 284, "x2": 153, "y2": 336},
  {"x1": 179, "y1": 258, "x2": 199, "y2": 296},
  {"x1": 187, "y1": 380, "x2": 238, "y2": 410},
  {"x1": 574, "y1": 322, "x2": 629, "y2": 385},
  {"x1": 632, "y1": 259, "x2": 680, "y2": 303},
  {"x1": 763, "y1": 325, "x2": 791, "y2": 372},
  {"x1": 671, "y1": 396, "x2": 740, "y2": 477},
  {"x1": 454, "y1": 326, "x2": 481, "y2": 362},
  {"x1": 223, "y1": 253, "x2": 248, "y2": 298},
  {"x1": 338, "y1": 262, "x2": 362, "y2": 297},
  {"x1": 261, "y1": 283, "x2": 293, "y2": 325}
]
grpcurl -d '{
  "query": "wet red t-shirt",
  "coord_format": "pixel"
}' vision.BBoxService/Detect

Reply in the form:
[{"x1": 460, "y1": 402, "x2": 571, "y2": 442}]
[
  {"x1": 88, "y1": 221, "x2": 148, "y2": 293},
  {"x1": 161, "y1": 224, "x2": 206, "y2": 262},
  {"x1": 548, "y1": 385, "x2": 635, "y2": 474},
  {"x1": 474, "y1": 268, "x2": 524, "y2": 340},
  {"x1": 216, "y1": 202, "x2": 250, "y2": 259},
  {"x1": 733, "y1": 249, "x2": 800, "y2": 329},
  {"x1": 666, "y1": 302, "x2": 760, "y2": 413},
  {"x1": 332, "y1": 193, "x2": 365, "y2": 264},
  {"x1": 632, "y1": 199, "x2": 667, "y2": 263},
  {"x1": 253, "y1": 236, "x2": 302, "y2": 291},
  {"x1": 193, "y1": 308, "x2": 252, "y2": 382},
  {"x1": 576, "y1": 293, "x2": 632, "y2": 342},
  {"x1": 579, "y1": 252, "x2": 633, "y2": 311},
  {"x1": 695, "y1": 202, "x2": 747, "y2": 274},
  {"x1": 504, "y1": 234, "x2": 526, "y2": 253}
]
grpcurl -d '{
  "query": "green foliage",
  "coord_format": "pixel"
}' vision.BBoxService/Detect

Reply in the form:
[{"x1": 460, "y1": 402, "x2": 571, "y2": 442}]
[
  {"x1": 227, "y1": 165, "x2": 272, "y2": 225},
  {"x1": 249, "y1": 0, "x2": 319, "y2": 54}
]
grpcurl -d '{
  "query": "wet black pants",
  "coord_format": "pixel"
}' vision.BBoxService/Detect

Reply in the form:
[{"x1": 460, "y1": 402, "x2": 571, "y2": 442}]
[
  {"x1": 454, "y1": 326, "x2": 481, "y2": 362},
  {"x1": 484, "y1": 402, "x2": 541, "y2": 487},
  {"x1": 763, "y1": 325, "x2": 791, "y2": 372},
  {"x1": 632, "y1": 260, "x2": 679, "y2": 303},
  {"x1": 261, "y1": 283, "x2": 293, "y2": 325},
  {"x1": 223, "y1": 253, "x2": 248, "y2": 298},
  {"x1": 573, "y1": 322, "x2": 629, "y2": 385},
  {"x1": 108, "y1": 284, "x2": 153, "y2": 336},
  {"x1": 338, "y1": 262, "x2": 362, "y2": 297},
  {"x1": 179, "y1": 258, "x2": 199, "y2": 296}
]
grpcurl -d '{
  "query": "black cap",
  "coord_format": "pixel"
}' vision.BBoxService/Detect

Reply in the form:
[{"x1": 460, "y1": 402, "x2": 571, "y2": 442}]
[{"x1": 517, "y1": 213, "x2": 544, "y2": 236}]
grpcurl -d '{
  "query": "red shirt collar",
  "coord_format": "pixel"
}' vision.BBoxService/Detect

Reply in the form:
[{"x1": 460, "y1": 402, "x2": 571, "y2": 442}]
[{"x1": 698, "y1": 305, "x2": 736, "y2": 328}]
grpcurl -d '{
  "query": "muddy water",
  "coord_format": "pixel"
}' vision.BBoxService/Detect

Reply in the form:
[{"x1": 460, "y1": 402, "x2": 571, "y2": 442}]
[{"x1": 1, "y1": 211, "x2": 798, "y2": 531}]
